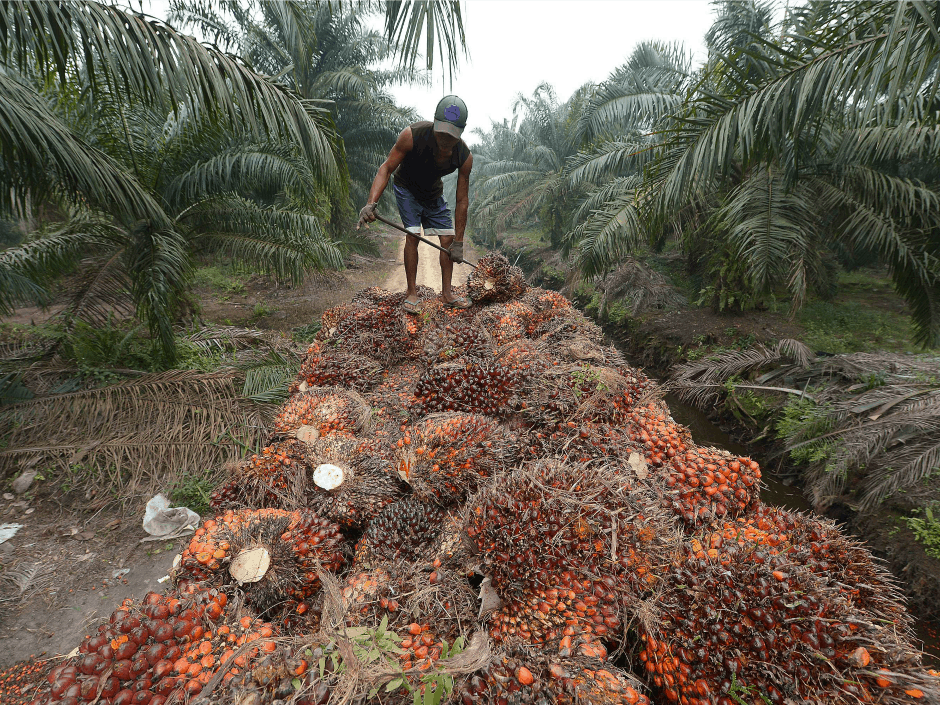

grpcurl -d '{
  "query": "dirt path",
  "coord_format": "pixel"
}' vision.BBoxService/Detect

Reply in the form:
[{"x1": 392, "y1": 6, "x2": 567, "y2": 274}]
[{"x1": 382, "y1": 229, "x2": 474, "y2": 293}]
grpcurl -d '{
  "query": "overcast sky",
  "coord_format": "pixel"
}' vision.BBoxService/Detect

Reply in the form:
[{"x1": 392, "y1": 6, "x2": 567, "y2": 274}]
[
  {"x1": 142, "y1": 1, "x2": 720, "y2": 144},
  {"x1": 383, "y1": 1, "x2": 717, "y2": 143}
]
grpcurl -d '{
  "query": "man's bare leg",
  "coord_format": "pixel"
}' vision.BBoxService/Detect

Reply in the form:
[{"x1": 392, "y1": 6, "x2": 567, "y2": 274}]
[
  {"x1": 404, "y1": 233, "x2": 419, "y2": 305},
  {"x1": 439, "y1": 234, "x2": 456, "y2": 302}
]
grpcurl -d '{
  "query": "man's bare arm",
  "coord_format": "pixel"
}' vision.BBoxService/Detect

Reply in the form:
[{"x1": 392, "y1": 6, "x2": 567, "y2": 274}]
[
  {"x1": 366, "y1": 126, "x2": 413, "y2": 206},
  {"x1": 454, "y1": 152, "x2": 473, "y2": 242}
]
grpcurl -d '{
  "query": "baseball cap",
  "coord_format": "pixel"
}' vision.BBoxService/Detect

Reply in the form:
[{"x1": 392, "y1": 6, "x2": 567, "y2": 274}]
[{"x1": 433, "y1": 95, "x2": 468, "y2": 138}]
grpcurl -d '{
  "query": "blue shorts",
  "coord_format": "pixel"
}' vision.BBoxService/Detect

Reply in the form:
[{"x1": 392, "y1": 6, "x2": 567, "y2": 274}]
[{"x1": 393, "y1": 184, "x2": 454, "y2": 237}]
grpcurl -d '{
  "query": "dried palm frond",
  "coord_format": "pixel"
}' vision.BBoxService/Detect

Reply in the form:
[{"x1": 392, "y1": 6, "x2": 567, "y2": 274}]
[
  {"x1": 0, "y1": 370, "x2": 268, "y2": 499},
  {"x1": 790, "y1": 386, "x2": 940, "y2": 508},
  {"x1": 668, "y1": 339, "x2": 815, "y2": 407},
  {"x1": 602, "y1": 256, "x2": 686, "y2": 315},
  {"x1": 673, "y1": 342, "x2": 940, "y2": 509}
]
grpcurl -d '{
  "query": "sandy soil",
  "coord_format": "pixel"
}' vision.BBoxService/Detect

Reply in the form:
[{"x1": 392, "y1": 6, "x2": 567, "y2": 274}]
[{"x1": 381, "y1": 230, "x2": 473, "y2": 294}]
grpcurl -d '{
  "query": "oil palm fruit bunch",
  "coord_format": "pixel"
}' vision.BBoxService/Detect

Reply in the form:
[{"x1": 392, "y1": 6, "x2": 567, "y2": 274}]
[
  {"x1": 665, "y1": 446, "x2": 761, "y2": 526},
  {"x1": 210, "y1": 439, "x2": 310, "y2": 510},
  {"x1": 176, "y1": 509, "x2": 344, "y2": 613},
  {"x1": 529, "y1": 312, "x2": 605, "y2": 348},
  {"x1": 518, "y1": 289, "x2": 575, "y2": 335},
  {"x1": 424, "y1": 322, "x2": 496, "y2": 363},
  {"x1": 638, "y1": 525, "x2": 938, "y2": 705},
  {"x1": 28, "y1": 587, "x2": 245, "y2": 705},
  {"x1": 272, "y1": 388, "x2": 371, "y2": 441},
  {"x1": 317, "y1": 298, "x2": 420, "y2": 365},
  {"x1": 395, "y1": 413, "x2": 518, "y2": 505},
  {"x1": 304, "y1": 437, "x2": 404, "y2": 529},
  {"x1": 473, "y1": 301, "x2": 532, "y2": 345},
  {"x1": 496, "y1": 339, "x2": 552, "y2": 377},
  {"x1": 623, "y1": 402, "x2": 691, "y2": 469},
  {"x1": 522, "y1": 420, "x2": 638, "y2": 464},
  {"x1": 290, "y1": 341, "x2": 383, "y2": 394},
  {"x1": 466, "y1": 253, "x2": 527, "y2": 303},
  {"x1": 487, "y1": 592, "x2": 612, "y2": 650},
  {"x1": 354, "y1": 497, "x2": 445, "y2": 565},
  {"x1": 467, "y1": 461, "x2": 678, "y2": 633},
  {"x1": 739, "y1": 506, "x2": 913, "y2": 629},
  {"x1": 167, "y1": 611, "x2": 281, "y2": 698},
  {"x1": 460, "y1": 650, "x2": 651, "y2": 705},
  {"x1": 413, "y1": 358, "x2": 523, "y2": 417},
  {"x1": 522, "y1": 364, "x2": 647, "y2": 428},
  {"x1": 199, "y1": 646, "x2": 327, "y2": 705}
]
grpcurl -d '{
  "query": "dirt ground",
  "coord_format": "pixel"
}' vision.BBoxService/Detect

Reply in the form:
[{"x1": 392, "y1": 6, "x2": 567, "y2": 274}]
[{"x1": 0, "y1": 223, "x2": 481, "y2": 670}]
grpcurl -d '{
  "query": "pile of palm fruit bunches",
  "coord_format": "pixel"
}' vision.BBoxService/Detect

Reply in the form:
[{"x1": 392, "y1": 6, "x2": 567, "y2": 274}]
[{"x1": 5, "y1": 252, "x2": 939, "y2": 705}]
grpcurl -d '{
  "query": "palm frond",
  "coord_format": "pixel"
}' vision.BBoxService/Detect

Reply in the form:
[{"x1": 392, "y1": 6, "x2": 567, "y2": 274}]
[
  {"x1": 0, "y1": 72, "x2": 172, "y2": 228},
  {"x1": 0, "y1": 369, "x2": 268, "y2": 497},
  {"x1": 0, "y1": 1, "x2": 341, "y2": 184},
  {"x1": 178, "y1": 194, "x2": 344, "y2": 281}
]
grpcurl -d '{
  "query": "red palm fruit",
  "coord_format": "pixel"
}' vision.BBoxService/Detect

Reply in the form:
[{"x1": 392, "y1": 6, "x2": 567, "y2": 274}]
[{"x1": 395, "y1": 412, "x2": 518, "y2": 504}]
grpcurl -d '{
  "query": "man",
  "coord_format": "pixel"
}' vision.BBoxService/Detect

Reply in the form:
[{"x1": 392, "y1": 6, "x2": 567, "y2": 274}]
[{"x1": 357, "y1": 95, "x2": 473, "y2": 313}]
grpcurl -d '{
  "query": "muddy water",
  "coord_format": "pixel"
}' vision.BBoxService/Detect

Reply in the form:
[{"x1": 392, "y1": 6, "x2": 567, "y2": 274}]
[{"x1": 662, "y1": 393, "x2": 940, "y2": 666}]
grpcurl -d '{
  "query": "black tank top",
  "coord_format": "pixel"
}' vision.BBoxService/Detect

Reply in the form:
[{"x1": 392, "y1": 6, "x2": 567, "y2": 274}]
[{"x1": 393, "y1": 121, "x2": 471, "y2": 202}]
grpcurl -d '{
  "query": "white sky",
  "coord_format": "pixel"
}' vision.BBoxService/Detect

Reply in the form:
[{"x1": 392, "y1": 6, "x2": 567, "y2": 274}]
[
  {"x1": 385, "y1": 1, "x2": 717, "y2": 143},
  {"x1": 141, "y1": 0, "x2": 720, "y2": 145}
]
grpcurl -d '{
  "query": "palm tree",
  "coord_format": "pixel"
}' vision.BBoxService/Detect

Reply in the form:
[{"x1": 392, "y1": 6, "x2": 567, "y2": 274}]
[
  {"x1": 562, "y1": 41, "x2": 693, "y2": 278},
  {"x1": 470, "y1": 82, "x2": 587, "y2": 248},
  {"x1": 562, "y1": 0, "x2": 940, "y2": 347},
  {"x1": 168, "y1": 0, "x2": 420, "y2": 210},
  {"x1": 0, "y1": 1, "x2": 347, "y2": 361}
]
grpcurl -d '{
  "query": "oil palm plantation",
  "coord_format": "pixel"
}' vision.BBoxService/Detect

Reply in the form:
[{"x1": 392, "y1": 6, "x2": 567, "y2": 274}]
[
  {"x1": 470, "y1": 82, "x2": 588, "y2": 248},
  {"x1": 562, "y1": 0, "x2": 940, "y2": 347}
]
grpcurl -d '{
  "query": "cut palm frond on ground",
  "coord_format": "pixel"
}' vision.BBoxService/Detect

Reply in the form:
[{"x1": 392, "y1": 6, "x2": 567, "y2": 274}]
[{"x1": 668, "y1": 344, "x2": 940, "y2": 509}]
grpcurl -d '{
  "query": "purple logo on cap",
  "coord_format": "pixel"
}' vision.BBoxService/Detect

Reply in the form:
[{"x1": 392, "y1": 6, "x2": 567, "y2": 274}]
[{"x1": 444, "y1": 105, "x2": 461, "y2": 121}]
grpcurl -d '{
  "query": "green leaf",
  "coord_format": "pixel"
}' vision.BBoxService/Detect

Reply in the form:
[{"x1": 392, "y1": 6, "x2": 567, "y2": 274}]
[
  {"x1": 292, "y1": 678, "x2": 302, "y2": 691},
  {"x1": 386, "y1": 677, "x2": 404, "y2": 692}
]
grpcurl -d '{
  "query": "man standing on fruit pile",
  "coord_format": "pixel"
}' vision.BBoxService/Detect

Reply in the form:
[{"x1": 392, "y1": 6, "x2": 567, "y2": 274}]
[{"x1": 357, "y1": 95, "x2": 474, "y2": 314}]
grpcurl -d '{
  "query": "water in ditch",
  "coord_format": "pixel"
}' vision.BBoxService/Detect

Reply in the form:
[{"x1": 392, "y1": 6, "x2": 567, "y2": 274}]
[{"x1": 663, "y1": 393, "x2": 940, "y2": 667}]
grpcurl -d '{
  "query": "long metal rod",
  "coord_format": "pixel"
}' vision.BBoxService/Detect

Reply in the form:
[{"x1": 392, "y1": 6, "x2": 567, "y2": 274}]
[{"x1": 374, "y1": 215, "x2": 478, "y2": 269}]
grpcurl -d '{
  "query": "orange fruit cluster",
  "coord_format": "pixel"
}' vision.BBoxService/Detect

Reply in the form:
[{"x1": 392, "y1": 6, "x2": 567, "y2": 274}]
[
  {"x1": 465, "y1": 253, "x2": 527, "y2": 303},
  {"x1": 210, "y1": 439, "x2": 309, "y2": 510},
  {"x1": 413, "y1": 359, "x2": 523, "y2": 417},
  {"x1": 639, "y1": 507, "x2": 936, "y2": 705},
  {"x1": 666, "y1": 447, "x2": 761, "y2": 524},
  {"x1": 177, "y1": 508, "x2": 344, "y2": 611},
  {"x1": 396, "y1": 413, "x2": 517, "y2": 504},
  {"x1": 273, "y1": 390, "x2": 364, "y2": 439},
  {"x1": 289, "y1": 341, "x2": 383, "y2": 393}
]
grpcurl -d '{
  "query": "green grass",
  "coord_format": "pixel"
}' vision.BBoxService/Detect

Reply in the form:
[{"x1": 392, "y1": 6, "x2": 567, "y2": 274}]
[
  {"x1": 191, "y1": 264, "x2": 252, "y2": 299},
  {"x1": 797, "y1": 300, "x2": 921, "y2": 354}
]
